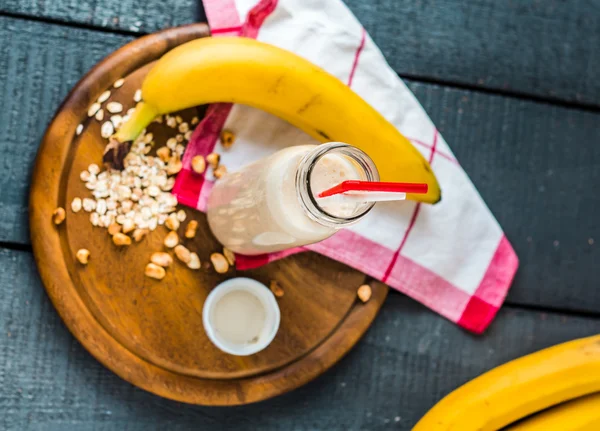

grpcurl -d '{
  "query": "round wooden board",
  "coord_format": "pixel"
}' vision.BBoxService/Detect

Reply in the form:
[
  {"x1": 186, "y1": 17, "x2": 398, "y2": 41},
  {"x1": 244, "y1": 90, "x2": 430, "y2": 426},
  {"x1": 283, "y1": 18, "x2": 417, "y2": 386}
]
[{"x1": 29, "y1": 23, "x2": 389, "y2": 405}]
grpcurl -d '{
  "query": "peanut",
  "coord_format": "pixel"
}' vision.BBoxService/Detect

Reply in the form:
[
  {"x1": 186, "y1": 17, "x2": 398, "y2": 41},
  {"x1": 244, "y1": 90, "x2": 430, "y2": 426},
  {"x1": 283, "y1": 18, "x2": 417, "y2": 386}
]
[
  {"x1": 174, "y1": 245, "x2": 191, "y2": 264},
  {"x1": 108, "y1": 222, "x2": 122, "y2": 236},
  {"x1": 52, "y1": 207, "x2": 66, "y2": 225},
  {"x1": 357, "y1": 284, "x2": 372, "y2": 303},
  {"x1": 185, "y1": 220, "x2": 198, "y2": 238},
  {"x1": 165, "y1": 213, "x2": 180, "y2": 231},
  {"x1": 206, "y1": 152, "x2": 220, "y2": 169},
  {"x1": 132, "y1": 228, "x2": 149, "y2": 242},
  {"x1": 188, "y1": 252, "x2": 201, "y2": 270},
  {"x1": 223, "y1": 248, "x2": 235, "y2": 266},
  {"x1": 112, "y1": 232, "x2": 131, "y2": 246},
  {"x1": 270, "y1": 280, "x2": 284, "y2": 298},
  {"x1": 220, "y1": 129, "x2": 235, "y2": 148},
  {"x1": 150, "y1": 252, "x2": 173, "y2": 268},
  {"x1": 164, "y1": 231, "x2": 179, "y2": 248},
  {"x1": 76, "y1": 249, "x2": 90, "y2": 264},
  {"x1": 145, "y1": 263, "x2": 166, "y2": 280},
  {"x1": 191, "y1": 155, "x2": 206, "y2": 174},
  {"x1": 213, "y1": 165, "x2": 227, "y2": 179},
  {"x1": 210, "y1": 253, "x2": 229, "y2": 274}
]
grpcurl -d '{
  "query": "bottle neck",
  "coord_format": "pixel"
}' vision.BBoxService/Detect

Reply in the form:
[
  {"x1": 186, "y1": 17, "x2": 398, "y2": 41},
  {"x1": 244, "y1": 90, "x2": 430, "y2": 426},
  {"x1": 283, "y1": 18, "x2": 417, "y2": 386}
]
[{"x1": 295, "y1": 143, "x2": 379, "y2": 229}]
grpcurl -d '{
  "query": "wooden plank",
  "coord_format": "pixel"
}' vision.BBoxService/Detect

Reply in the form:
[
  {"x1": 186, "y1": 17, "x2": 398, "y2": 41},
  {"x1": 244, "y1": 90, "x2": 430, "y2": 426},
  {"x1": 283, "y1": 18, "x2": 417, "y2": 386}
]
[
  {"x1": 3, "y1": 1, "x2": 600, "y2": 105},
  {"x1": 0, "y1": 248, "x2": 598, "y2": 430}
]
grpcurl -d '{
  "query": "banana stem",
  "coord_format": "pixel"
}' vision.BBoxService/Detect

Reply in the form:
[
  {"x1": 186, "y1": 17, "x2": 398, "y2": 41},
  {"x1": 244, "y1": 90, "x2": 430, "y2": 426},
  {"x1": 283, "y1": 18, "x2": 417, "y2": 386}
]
[{"x1": 115, "y1": 102, "x2": 158, "y2": 142}]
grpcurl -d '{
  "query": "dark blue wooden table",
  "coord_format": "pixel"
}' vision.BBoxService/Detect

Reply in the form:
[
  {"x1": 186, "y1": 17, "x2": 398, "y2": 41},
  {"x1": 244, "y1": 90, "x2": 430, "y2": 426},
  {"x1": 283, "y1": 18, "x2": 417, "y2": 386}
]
[{"x1": 1, "y1": 1, "x2": 599, "y2": 429}]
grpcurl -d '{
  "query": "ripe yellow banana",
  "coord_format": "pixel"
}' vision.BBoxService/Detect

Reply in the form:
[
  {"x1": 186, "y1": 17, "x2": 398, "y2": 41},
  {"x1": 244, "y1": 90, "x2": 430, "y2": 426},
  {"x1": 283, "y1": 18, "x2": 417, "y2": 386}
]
[
  {"x1": 106, "y1": 37, "x2": 441, "y2": 204},
  {"x1": 506, "y1": 393, "x2": 600, "y2": 431},
  {"x1": 413, "y1": 335, "x2": 600, "y2": 431}
]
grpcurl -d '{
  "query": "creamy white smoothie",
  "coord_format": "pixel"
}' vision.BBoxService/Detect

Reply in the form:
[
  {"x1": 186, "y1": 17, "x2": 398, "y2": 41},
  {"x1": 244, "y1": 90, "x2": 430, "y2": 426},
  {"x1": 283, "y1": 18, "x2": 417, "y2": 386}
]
[{"x1": 207, "y1": 143, "x2": 378, "y2": 255}]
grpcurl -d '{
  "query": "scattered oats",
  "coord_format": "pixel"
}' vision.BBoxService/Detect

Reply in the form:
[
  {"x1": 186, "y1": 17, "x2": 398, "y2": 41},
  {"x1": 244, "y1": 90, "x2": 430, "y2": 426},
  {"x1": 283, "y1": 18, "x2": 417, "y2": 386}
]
[
  {"x1": 184, "y1": 130, "x2": 193, "y2": 140},
  {"x1": 96, "y1": 199, "x2": 107, "y2": 215},
  {"x1": 270, "y1": 280, "x2": 284, "y2": 298},
  {"x1": 220, "y1": 129, "x2": 235, "y2": 148},
  {"x1": 113, "y1": 78, "x2": 125, "y2": 88},
  {"x1": 88, "y1": 164, "x2": 100, "y2": 175},
  {"x1": 76, "y1": 249, "x2": 90, "y2": 264},
  {"x1": 223, "y1": 248, "x2": 235, "y2": 266},
  {"x1": 88, "y1": 102, "x2": 101, "y2": 117},
  {"x1": 95, "y1": 109, "x2": 104, "y2": 121},
  {"x1": 110, "y1": 115, "x2": 123, "y2": 129},
  {"x1": 71, "y1": 198, "x2": 82, "y2": 213},
  {"x1": 176, "y1": 209, "x2": 186, "y2": 222},
  {"x1": 357, "y1": 284, "x2": 372, "y2": 303},
  {"x1": 191, "y1": 116, "x2": 199, "y2": 125},
  {"x1": 83, "y1": 198, "x2": 96, "y2": 212},
  {"x1": 106, "y1": 102, "x2": 123, "y2": 114},
  {"x1": 213, "y1": 165, "x2": 227, "y2": 179},
  {"x1": 145, "y1": 263, "x2": 165, "y2": 280},
  {"x1": 112, "y1": 232, "x2": 131, "y2": 246},
  {"x1": 211, "y1": 253, "x2": 229, "y2": 274},
  {"x1": 52, "y1": 207, "x2": 66, "y2": 225},
  {"x1": 166, "y1": 137, "x2": 177, "y2": 150},
  {"x1": 164, "y1": 231, "x2": 179, "y2": 248},
  {"x1": 108, "y1": 222, "x2": 121, "y2": 236},
  {"x1": 133, "y1": 89, "x2": 142, "y2": 102},
  {"x1": 98, "y1": 90, "x2": 111, "y2": 104},
  {"x1": 157, "y1": 146, "x2": 170, "y2": 162},
  {"x1": 133, "y1": 228, "x2": 149, "y2": 242},
  {"x1": 176, "y1": 134, "x2": 184, "y2": 143},
  {"x1": 174, "y1": 245, "x2": 191, "y2": 264},
  {"x1": 90, "y1": 212, "x2": 100, "y2": 226},
  {"x1": 76, "y1": 124, "x2": 84, "y2": 136},
  {"x1": 191, "y1": 155, "x2": 206, "y2": 174},
  {"x1": 175, "y1": 115, "x2": 183, "y2": 124},
  {"x1": 185, "y1": 220, "x2": 198, "y2": 239},
  {"x1": 187, "y1": 252, "x2": 201, "y2": 270},
  {"x1": 165, "y1": 213, "x2": 180, "y2": 231},
  {"x1": 206, "y1": 153, "x2": 220, "y2": 169},
  {"x1": 178, "y1": 122, "x2": 189, "y2": 133},
  {"x1": 151, "y1": 252, "x2": 173, "y2": 268},
  {"x1": 166, "y1": 116, "x2": 177, "y2": 128}
]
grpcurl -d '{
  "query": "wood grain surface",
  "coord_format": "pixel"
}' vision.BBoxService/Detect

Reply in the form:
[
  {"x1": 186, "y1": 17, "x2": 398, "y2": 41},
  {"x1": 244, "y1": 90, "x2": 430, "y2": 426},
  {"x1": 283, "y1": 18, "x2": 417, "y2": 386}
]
[
  {"x1": 3, "y1": 0, "x2": 600, "y2": 106},
  {"x1": 1, "y1": 248, "x2": 599, "y2": 430},
  {"x1": 29, "y1": 23, "x2": 388, "y2": 405},
  {"x1": 3, "y1": 16, "x2": 598, "y2": 314}
]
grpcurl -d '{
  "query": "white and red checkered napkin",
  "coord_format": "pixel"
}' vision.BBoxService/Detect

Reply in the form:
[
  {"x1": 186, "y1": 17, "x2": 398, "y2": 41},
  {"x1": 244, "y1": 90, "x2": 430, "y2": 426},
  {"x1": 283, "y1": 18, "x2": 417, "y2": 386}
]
[{"x1": 172, "y1": 0, "x2": 519, "y2": 333}]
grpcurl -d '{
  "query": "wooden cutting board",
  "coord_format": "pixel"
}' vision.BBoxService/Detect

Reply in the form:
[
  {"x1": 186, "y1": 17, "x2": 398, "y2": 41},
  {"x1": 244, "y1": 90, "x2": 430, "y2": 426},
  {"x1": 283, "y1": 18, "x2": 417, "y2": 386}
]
[{"x1": 29, "y1": 23, "x2": 388, "y2": 405}]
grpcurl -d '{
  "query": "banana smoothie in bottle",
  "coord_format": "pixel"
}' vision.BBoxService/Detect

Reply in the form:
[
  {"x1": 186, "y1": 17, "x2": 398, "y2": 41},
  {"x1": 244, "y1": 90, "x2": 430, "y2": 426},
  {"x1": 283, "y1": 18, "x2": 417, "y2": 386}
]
[{"x1": 207, "y1": 143, "x2": 379, "y2": 255}]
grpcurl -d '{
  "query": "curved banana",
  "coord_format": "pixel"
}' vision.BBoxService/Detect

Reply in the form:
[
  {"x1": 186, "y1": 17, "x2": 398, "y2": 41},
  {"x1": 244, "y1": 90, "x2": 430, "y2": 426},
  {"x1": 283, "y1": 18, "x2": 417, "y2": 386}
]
[
  {"x1": 106, "y1": 37, "x2": 441, "y2": 204},
  {"x1": 506, "y1": 393, "x2": 600, "y2": 431},
  {"x1": 413, "y1": 335, "x2": 600, "y2": 431}
]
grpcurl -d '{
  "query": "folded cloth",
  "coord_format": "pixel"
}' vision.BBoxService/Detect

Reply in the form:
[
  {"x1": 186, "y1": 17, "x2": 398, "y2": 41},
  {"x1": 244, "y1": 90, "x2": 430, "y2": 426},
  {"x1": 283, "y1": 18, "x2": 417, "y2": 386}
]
[{"x1": 172, "y1": 0, "x2": 519, "y2": 333}]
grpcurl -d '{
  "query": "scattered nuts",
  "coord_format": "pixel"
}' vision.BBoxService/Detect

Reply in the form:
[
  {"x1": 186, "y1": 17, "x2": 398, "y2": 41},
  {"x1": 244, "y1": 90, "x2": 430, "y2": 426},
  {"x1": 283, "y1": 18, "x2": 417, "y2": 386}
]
[
  {"x1": 185, "y1": 220, "x2": 198, "y2": 238},
  {"x1": 178, "y1": 122, "x2": 189, "y2": 133},
  {"x1": 98, "y1": 90, "x2": 111, "y2": 103},
  {"x1": 175, "y1": 134, "x2": 184, "y2": 143},
  {"x1": 133, "y1": 89, "x2": 142, "y2": 102},
  {"x1": 52, "y1": 207, "x2": 66, "y2": 225},
  {"x1": 223, "y1": 247, "x2": 235, "y2": 266},
  {"x1": 174, "y1": 245, "x2": 191, "y2": 264},
  {"x1": 210, "y1": 253, "x2": 229, "y2": 274},
  {"x1": 166, "y1": 137, "x2": 177, "y2": 149},
  {"x1": 357, "y1": 284, "x2": 372, "y2": 303},
  {"x1": 71, "y1": 198, "x2": 82, "y2": 213},
  {"x1": 164, "y1": 231, "x2": 179, "y2": 248},
  {"x1": 191, "y1": 155, "x2": 206, "y2": 174},
  {"x1": 113, "y1": 78, "x2": 125, "y2": 88},
  {"x1": 151, "y1": 251, "x2": 173, "y2": 267},
  {"x1": 213, "y1": 165, "x2": 227, "y2": 179},
  {"x1": 270, "y1": 280, "x2": 284, "y2": 297},
  {"x1": 76, "y1": 124, "x2": 83, "y2": 136},
  {"x1": 188, "y1": 252, "x2": 201, "y2": 269},
  {"x1": 132, "y1": 228, "x2": 149, "y2": 242},
  {"x1": 76, "y1": 249, "x2": 90, "y2": 264},
  {"x1": 166, "y1": 116, "x2": 177, "y2": 128},
  {"x1": 191, "y1": 116, "x2": 199, "y2": 125},
  {"x1": 95, "y1": 109, "x2": 104, "y2": 121},
  {"x1": 106, "y1": 102, "x2": 123, "y2": 114},
  {"x1": 112, "y1": 232, "x2": 132, "y2": 246},
  {"x1": 184, "y1": 130, "x2": 193, "y2": 140},
  {"x1": 145, "y1": 263, "x2": 165, "y2": 280},
  {"x1": 165, "y1": 213, "x2": 180, "y2": 231},
  {"x1": 176, "y1": 209, "x2": 186, "y2": 222},
  {"x1": 166, "y1": 154, "x2": 182, "y2": 175},
  {"x1": 220, "y1": 129, "x2": 235, "y2": 148},
  {"x1": 206, "y1": 153, "x2": 220, "y2": 169},
  {"x1": 156, "y1": 146, "x2": 170, "y2": 162},
  {"x1": 175, "y1": 115, "x2": 183, "y2": 124},
  {"x1": 88, "y1": 102, "x2": 101, "y2": 117},
  {"x1": 108, "y1": 222, "x2": 121, "y2": 236}
]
